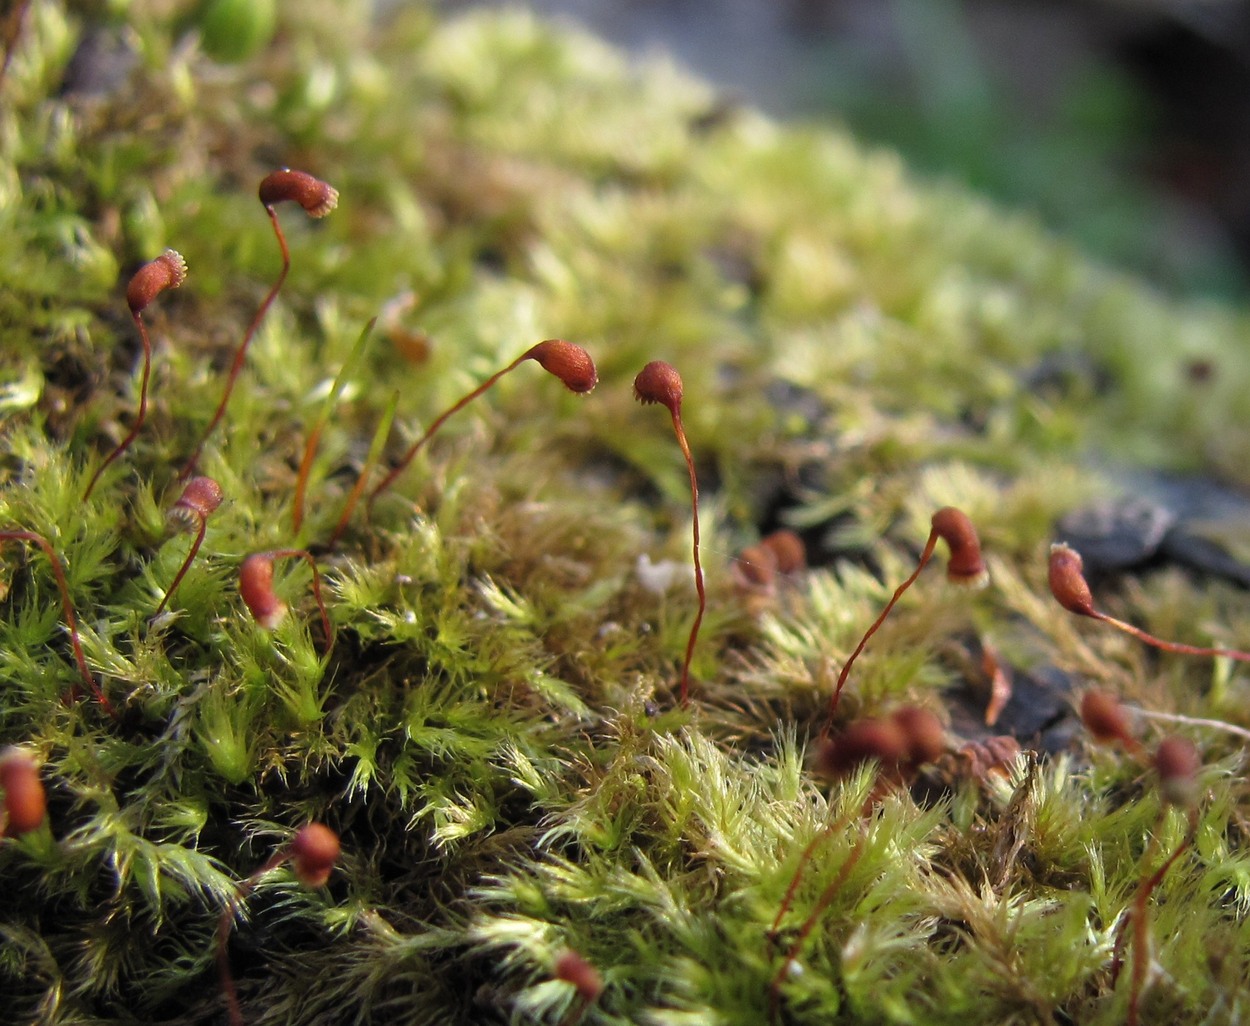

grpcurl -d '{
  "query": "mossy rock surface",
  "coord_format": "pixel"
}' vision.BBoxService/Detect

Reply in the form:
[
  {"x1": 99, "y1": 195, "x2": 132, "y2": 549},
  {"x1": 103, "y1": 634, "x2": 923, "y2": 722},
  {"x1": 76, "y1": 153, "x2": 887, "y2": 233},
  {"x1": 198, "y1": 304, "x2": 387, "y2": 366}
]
[{"x1": 2, "y1": 3, "x2": 1250, "y2": 1024}]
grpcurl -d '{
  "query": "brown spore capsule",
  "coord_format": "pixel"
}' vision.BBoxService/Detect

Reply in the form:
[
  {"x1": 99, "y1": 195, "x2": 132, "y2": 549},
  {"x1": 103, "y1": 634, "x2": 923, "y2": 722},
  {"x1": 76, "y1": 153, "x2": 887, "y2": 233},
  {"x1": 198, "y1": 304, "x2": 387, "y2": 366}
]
[
  {"x1": 1153, "y1": 735, "x2": 1201, "y2": 807},
  {"x1": 931, "y1": 506, "x2": 988, "y2": 588},
  {"x1": 258, "y1": 168, "x2": 339, "y2": 218},
  {"x1": 815, "y1": 717, "x2": 908, "y2": 780},
  {"x1": 239, "y1": 552, "x2": 287, "y2": 629},
  {"x1": 168, "y1": 475, "x2": 224, "y2": 531},
  {"x1": 0, "y1": 747, "x2": 46, "y2": 836},
  {"x1": 733, "y1": 543, "x2": 778, "y2": 591},
  {"x1": 126, "y1": 249, "x2": 187, "y2": 314},
  {"x1": 1049, "y1": 543, "x2": 1096, "y2": 617},
  {"x1": 554, "y1": 948, "x2": 603, "y2": 1005},
  {"x1": 289, "y1": 822, "x2": 340, "y2": 887},
  {"x1": 633, "y1": 360, "x2": 683, "y2": 410},
  {"x1": 237, "y1": 549, "x2": 332, "y2": 652},
  {"x1": 760, "y1": 529, "x2": 806, "y2": 576},
  {"x1": 525, "y1": 339, "x2": 599, "y2": 393},
  {"x1": 890, "y1": 705, "x2": 946, "y2": 768},
  {"x1": 1079, "y1": 689, "x2": 1139, "y2": 752}
]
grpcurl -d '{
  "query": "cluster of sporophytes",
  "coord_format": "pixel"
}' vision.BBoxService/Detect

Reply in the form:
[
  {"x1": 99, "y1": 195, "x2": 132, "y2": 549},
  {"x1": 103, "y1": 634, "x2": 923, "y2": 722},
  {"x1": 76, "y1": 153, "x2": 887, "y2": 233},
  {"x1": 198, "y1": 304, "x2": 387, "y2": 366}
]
[{"x1": 4, "y1": 2, "x2": 1250, "y2": 1024}]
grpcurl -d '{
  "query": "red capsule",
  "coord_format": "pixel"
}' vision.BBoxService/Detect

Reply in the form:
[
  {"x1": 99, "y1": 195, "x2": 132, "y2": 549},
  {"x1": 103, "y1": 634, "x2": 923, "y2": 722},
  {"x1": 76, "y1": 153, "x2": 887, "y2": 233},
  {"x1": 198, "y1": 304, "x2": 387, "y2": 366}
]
[{"x1": 258, "y1": 169, "x2": 339, "y2": 218}]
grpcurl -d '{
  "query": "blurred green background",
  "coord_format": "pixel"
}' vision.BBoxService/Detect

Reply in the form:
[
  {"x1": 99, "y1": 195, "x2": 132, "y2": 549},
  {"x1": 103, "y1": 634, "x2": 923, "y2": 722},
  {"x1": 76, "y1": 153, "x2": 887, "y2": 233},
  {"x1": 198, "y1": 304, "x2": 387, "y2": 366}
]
[{"x1": 440, "y1": 0, "x2": 1250, "y2": 301}]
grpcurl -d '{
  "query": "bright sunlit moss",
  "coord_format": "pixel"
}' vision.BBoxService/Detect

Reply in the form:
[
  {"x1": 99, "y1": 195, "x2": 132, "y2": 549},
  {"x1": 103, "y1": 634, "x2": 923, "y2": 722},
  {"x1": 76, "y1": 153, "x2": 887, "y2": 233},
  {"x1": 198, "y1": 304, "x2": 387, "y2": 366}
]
[{"x1": 1, "y1": 2, "x2": 1249, "y2": 1024}]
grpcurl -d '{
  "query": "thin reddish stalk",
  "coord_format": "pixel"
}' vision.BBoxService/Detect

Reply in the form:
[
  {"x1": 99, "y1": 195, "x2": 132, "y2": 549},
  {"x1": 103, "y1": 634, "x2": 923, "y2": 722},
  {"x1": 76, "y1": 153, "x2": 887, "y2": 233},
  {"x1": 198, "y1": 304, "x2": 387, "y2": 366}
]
[
  {"x1": 216, "y1": 900, "x2": 244, "y2": 1026},
  {"x1": 291, "y1": 420, "x2": 322, "y2": 535},
  {"x1": 669, "y1": 406, "x2": 704, "y2": 707},
  {"x1": 1113, "y1": 808, "x2": 1198, "y2": 1026},
  {"x1": 217, "y1": 848, "x2": 289, "y2": 1026},
  {"x1": 769, "y1": 828, "x2": 865, "y2": 1024},
  {"x1": 769, "y1": 812, "x2": 851, "y2": 941},
  {"x1": 824, "y1": 531, "x2": 939, "y2": 734},
  {"x1": 366, "y1": 352, "x2": 529, "y2": 514},
  {"x1": 182, "y1": 207, "x2": 290, "y2": 479},
  {"x1": 153, "y1": 516, "x2": 208, "y2": 618},
  {"x1": 0, "y1": 530, "x2": 107, "y2": 712},
  {"x1": 266, "y1": 548, "x2": 333, "y2": 655},
  {"x1": 84, "y1": 311, "x2": 152, "y2": 500},
  {"x1": 1091, "y1": 610, "x2": 1250, "y2": 662},
  {"x1": 329, "y1": 458, "x2": 373, "y2": 547}
]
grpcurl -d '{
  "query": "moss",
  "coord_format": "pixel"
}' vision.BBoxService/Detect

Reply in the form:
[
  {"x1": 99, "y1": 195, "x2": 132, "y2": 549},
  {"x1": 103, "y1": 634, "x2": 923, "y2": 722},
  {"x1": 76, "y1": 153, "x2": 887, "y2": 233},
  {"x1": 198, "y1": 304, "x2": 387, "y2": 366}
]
[{"x1": 2, "y1": 2, "x2": 1249, "y2": 1024}]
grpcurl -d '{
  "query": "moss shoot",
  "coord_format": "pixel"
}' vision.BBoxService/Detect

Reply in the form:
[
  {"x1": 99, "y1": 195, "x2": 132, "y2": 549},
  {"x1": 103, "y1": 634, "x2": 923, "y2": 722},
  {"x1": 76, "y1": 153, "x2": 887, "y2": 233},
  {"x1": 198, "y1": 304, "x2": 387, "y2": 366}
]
[{"x1": 2, "y1": 3, "x2": 1250, "y2": 1024}]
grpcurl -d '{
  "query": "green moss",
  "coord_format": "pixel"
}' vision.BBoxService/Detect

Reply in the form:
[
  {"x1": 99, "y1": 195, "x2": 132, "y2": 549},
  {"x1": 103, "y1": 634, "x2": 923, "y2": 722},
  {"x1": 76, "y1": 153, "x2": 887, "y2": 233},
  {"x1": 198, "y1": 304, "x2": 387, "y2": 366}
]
[{"x1": 2, "y1": 2, "x2": 1249, "y2": 1023}]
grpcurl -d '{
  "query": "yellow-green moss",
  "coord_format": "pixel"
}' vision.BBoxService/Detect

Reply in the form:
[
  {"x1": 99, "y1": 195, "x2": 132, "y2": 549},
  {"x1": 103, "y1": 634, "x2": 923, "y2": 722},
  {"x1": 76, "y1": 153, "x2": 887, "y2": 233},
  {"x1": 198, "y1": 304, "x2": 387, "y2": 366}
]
[{"x1": 1, "y1": 3, "x2": 1249, "y2": 1024}]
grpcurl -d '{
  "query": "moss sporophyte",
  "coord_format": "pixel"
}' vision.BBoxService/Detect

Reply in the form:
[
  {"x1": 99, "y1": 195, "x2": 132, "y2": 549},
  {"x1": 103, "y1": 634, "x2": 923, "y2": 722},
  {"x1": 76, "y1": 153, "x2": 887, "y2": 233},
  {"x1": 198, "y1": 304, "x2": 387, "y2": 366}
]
[
  {"x1": 182, "y1": 170, "x2": 338, "y2": 480},
  {"x1": 154, "y1": 476, "x2": 224, "y2": 618},
  {"x1": 83, "y1": 249, "x2": 187, "y2": 500},
  {"x1": 1079, "y1": 691, "x2": 1203, "y2": 1026},
  {"x1": 217, "y1": 824, "x2": 341, "y2": 1026},
  {"x1": 364, "y1": 338, "x2": 597, "y2": 515},
  {"x1": 824, "y1": 506, "x2": 987, "y2": 731},
  {"x1": 633, "y1": 360, "x2": 704, "y2": 706},
  {"x1": 238, "y1": 549, "x2": 333, "y2": 654},
  {"x1": 7, "y1": 6, "x2": 1250, "y2": 1025},
  {"x1": 1051, "y1": 542, "x2": 1250, "y2": 662}
]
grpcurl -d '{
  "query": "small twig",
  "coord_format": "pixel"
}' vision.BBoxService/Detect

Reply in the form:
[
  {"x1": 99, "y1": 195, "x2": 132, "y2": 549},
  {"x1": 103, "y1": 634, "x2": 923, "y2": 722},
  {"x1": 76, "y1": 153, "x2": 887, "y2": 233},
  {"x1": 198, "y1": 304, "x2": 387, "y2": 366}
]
[{"x1": 1127, "y1": 707, "x2": 1250, "y2": 743}]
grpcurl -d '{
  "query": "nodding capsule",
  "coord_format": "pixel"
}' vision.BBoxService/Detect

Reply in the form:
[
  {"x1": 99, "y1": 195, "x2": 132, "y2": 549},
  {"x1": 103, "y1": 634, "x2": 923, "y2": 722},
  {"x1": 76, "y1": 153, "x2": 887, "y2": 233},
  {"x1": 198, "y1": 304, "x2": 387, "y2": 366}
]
[
  {"x1": 0, "y1": 748, "x2": 46, "y2": 836},
  {"x1": 633, "y1": 360, "x2": 683, "y2": 412},
  {"x1": 525, "y1": 339, "x2": 599, "y2": 394},
  {"x1": 1079, "y1": 689, "x2": 1138, "y2": 752},
  {"x1": 1048, "y1": 543, "x2": 1096, "y2": 617},
  {"x1": 815, "y1": 717, "x2": 908, "y2": 780},
  {"x1": 632, "y1": 358, "x2": 703, "y2": 707},
  {"x1": 1153, "y1": 735, "x2": 1201, "y2": 807},
  {"x1": 169, "y1": 476, "x2": 224, "y2": 529},
  {"x1": 931, "y1": 507, "x2": 988, "y2": 588},
  {"x1": 553, "y1": 948, "x2": 603, "y2": 1004},
  {"x1": 289, "y1": 823, "x2": 340, "y2": 887},
  {"x1": 760, "y1": 529, "x2": 806, "y2": 576},
  {"x1": 258, "y1": 169, "x2": 339, "y2": 218},
  {"x1": 239, "y1": 552, "x2": 287, "y2": 629},
  {"x1": 126, "y1": 249, "x2": 187, "y2": 314}
]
